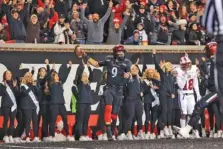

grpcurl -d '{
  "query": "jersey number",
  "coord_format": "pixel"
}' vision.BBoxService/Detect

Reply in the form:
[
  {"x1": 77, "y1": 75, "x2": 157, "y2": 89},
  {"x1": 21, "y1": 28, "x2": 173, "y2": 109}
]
[
  {"x1": 112, "y1": 67, "x2": 118, "y2": 78},
  {"x1": 183, "y1": 79, "x2": 194, "y2": 90}
]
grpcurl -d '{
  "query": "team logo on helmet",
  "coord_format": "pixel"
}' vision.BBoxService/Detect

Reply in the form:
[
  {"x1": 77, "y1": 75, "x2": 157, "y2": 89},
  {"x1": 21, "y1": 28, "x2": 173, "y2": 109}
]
[{"x1": 180, "y1": 53, "x2": 192, "y2": 71}]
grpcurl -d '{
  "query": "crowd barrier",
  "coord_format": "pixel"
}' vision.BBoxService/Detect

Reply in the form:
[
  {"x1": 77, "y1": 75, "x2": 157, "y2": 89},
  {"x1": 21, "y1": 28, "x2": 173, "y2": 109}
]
[{"x1": 0, "y1": 44, "x2": 206, "y2": 138}]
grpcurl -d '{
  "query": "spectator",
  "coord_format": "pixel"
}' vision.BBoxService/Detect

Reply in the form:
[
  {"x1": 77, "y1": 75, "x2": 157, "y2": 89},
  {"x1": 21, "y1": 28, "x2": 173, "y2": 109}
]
[
  {"x1": 137, "y1": 23, "x2": 148, "y2": 45},
  {"x1": 106, "y1": 10, "x2": 129, "y2": 45},
  {"x1": 80, "y1": 2, "x2": 112, "y2": 44},
  {"x1": 54, "y1": 14, "x2": 73, "y2": 44},
  {"x1": 70, "y1": 11, "x2": 87, "y2": 44},
  {"x1": 124, "y1": 29, "x2": 140, "y2": 45},
  {"x1": 0, "y1": 22, "x2": 7, "y2": 41},
  {"x1": 178, "y1": 4, "x2": 188, "y2": 19},
  {"x1": 40, "y1": 21, "x2": 54, "y2": 43},
  {"x1": 154, "y1": 14, "x2": 171, "y2": 45},
  {"x1": 70, "y1": 33, "x2": 80, "y2": 44},
  {"x1": 55, "y1": 0, "x2": 69, "y2": 17},
  {"x1": 133, "y1": 4, "x2": 155, "y2": 43},
  {"x1": 187, "y1": 22, "x2": 202, "y2": 45},
  {"x1": 1, "y1": 13, "x2": 10, "y2": 40},
  {"x1": 67, "y1": 3, "x2": 80, "y2": 22},
  {"x1": 26, "y1": 14, "x2": 40, "y2": 43},
  {"x1": 171, "y1": 19, "x2": 187, "y2": 45},
  {"x1": 2, "y1": 2, "x2": 27, "y2": 43}
]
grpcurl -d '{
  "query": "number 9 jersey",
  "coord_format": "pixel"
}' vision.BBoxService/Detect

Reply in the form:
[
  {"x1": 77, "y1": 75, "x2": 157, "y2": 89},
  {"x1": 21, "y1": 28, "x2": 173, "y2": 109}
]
[{"x1": 98, "y1": 55, "x2": 132, "y2": 86}]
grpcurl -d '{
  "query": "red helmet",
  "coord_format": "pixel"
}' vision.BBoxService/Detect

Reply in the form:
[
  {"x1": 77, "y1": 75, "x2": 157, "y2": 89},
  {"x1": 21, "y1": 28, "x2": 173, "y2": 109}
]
[
  {"x1": 204, "y1": 42, "x2": 217, "y2": 58},
  {"x1": 180, "y1": 53, "x2": 192, "y2": 71},
  {"x1": 113, "y1": 44, "x2": 126, "y2": 54},
  {"x1": 113, "y1": 44, "x2": 126, "y2": 60}
]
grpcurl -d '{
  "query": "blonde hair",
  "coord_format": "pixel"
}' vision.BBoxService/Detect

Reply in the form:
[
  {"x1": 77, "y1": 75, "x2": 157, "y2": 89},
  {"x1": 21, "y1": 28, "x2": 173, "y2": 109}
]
[
  {"x1": 142, "y1": 68, "x2": 155, "y2": 80},
  {"x1": 162, "y1": 62, "x2": 173, "y2": 73},
  {"x1": 153, "y1": 71, "x2": 160, "y2": 81},
  {"x1": 22, "y1": 72, "x2": 34, "y2": 84}
]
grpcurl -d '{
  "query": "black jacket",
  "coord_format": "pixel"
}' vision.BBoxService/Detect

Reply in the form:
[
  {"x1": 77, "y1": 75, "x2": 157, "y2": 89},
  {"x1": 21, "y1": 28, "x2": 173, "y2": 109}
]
[
  {"x1": 20, "y1": 84, "x2": 40, "y2": 109},
  {"x1": 0, "y1": 81, "x2": 18, "y2": 108},
  {"x1": 124, "y1": 75, "x2": 142, "y2": 100},
  {"x1": 72, "y1": 64, "x2": 93, "y2": 104},
  {"x1": 49, "y1": 64, "x2": 71, "y2": 104},
  {"x1": 153, "y1": 54, "x2": 174, "y2": 96}
]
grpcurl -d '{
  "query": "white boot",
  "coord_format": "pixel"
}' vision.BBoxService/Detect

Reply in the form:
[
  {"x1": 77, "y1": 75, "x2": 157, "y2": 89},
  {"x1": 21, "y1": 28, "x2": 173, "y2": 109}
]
[
  {"x1": 67, "y1": 136, "x2": 75, "y2": 141},
  {"x1": 33, "y1": 137, "x2": 41, "y2": 142},
  {"x1": 160, "y1": 130, "x2": 165, "y2": 139},
  {"x1": 3, "y1": 136, "x2": 9, "y2": 143},
  {"x1": 214, "y1": 133, "x2": 218, "y2": 138},
  {"x1": 150, "y1": 133, "x2": 156, "y2": 140},
  {"x1": 79, "y1": 136, "x2": 88, "y2": 141},
  {"x1": 209, "y1": 130, "x2": 214, "y2": 138},
  {"x1": 103, "y1": 133, "x2": 108, "y2": 141},
  {"x1": 85, "y1": 136, "x2": 92, "y2": 141},
  {"x1": 178, "y1": 125, "x2": 192, "y2": 138},
  {"x1": 192, "y1": 130, "x2": 200, "y2": 139},
  {"x1": 144, "y1": 132, "x2": 150, "y2": 140},
  {"x1": 8, "y1": 136, "x2": 14, "y2": 143},
  {"x1": 164, "y1": 126, "x2": 170, "y2": 137},
  {"x1": 126, "y1": 133, "x2": 133, "y2": 140},
  {"x1": 98, "y1": 134, "x2": 103, "y2": 141},
  {"x1": 137, "y1": 130, "x2": 145, "y2": 140},
  {"x1": 201, "y1": 128, "x2": 207, "y2": 138},
  {"x1": 26, "y1": 137, "x2": 30, "y2": 142},
  {"x1": 217, "y1": 130, "x2": 222, "y2": 138},
  {"x1": 14, "y1": 137, "x2": 22, "y2": 143},
  {"x1": 117, "y1": 133, "x2": 127, "y2": 140},
  {"x1": 168, "y1": 127, "x2": 174, "y2": 137}
]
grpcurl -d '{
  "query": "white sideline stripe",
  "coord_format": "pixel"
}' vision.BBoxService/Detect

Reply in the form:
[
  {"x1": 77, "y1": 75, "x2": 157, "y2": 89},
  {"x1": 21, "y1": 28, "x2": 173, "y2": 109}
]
[{"x1": 1, "y1": 145, "x2": 85, "y2": 149}]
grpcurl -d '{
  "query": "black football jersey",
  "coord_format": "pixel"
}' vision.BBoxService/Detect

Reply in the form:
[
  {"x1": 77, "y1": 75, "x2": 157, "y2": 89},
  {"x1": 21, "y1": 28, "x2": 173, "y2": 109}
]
[{"x1": 98, "y1": 55, "x2": 132, "y2": 86}]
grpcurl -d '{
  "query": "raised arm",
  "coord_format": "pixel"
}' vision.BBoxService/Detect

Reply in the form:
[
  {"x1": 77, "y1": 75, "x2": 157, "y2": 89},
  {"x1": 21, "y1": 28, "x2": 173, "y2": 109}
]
[
  {"x1": 152, "y1": 49, "x2": 164, "y2": 74},
  {"x1": 100, "y1": 1, "x2": 113, "y2": 23},
  {"x1": 80, "y1": 3, "x2": 90, "y2": 24},
  {"x1": 58, "y1": 61, "x2": 72, "y2": 84}
]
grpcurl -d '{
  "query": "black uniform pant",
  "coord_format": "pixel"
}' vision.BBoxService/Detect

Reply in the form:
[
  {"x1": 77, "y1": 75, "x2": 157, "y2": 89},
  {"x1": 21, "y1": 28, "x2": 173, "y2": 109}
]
[
  {"x1": 38, "y1": 104, "x2": 50, "y2": 138},
  {"x1": 49, "y1": 104, "x2": 68, "y2": 137},
  {"x1": 159, "y1": 92, "x2": 173, "y2": 129},
  {"x1": 22, "y1": 109, "x2": 38, "y2": 137},
  {"x1": 123, "y1": 99, "x2": 143, "y2": 133},
  {"x1": 2, "y1": 107, "x2": 17, "y2": 136},
  {"x1": 207, "y1": 100, "x2": 221, "y2": 131},
  {"x1": 14, "y1": 109, "x2": 24, "y2": 137},
  {"x1": 215, "y1": 37, "x2": 223, "y2": 110},
  {"x1": 172, "y1": 109, "x2": 181, "y2": 127},
  {"x1": 188, "y1": 92, "x2": 218, "y2": 127},
  {"x1": 104, "y1": 86, "x2": 123, "y2": 124},
  {"x1": 76, "y1": 103, "x2": 91, "y2": 136}
]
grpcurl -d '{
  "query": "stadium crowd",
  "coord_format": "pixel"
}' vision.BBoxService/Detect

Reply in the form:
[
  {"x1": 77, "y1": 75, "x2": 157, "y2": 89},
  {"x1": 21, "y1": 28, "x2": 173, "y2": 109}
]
[{"x1": 0, "y1": 0, "x2": 214, "y2": 45}]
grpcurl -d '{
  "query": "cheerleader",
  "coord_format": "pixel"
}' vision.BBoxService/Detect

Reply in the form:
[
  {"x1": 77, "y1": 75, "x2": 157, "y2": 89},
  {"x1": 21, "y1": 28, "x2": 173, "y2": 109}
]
[
  {"x1": 35, "y1": 59, "x2": 51, "y2": 141},
  {"x1": 48, "y1": 61, "x2": 74, "y2": 142},
  {"x1": 72, "y1": 60, "x2": 93, "y2": 141},
  {"x1": 152, "y1": 49, "x2": 175, "y2": 138},
  {"x1": 0, "y1": 71, "x2": 18, "y2": 143},
  {"x1": 20, "y1": 72, "x2": 41, "y2": 142},
  {"x1": 142, "y1": 68, "x2": 161, "y2": 139},
  {"x1": 96, "y1": 71, "x2": 108, "y2": 141},
  {"x1": 122, "y1": 64, "x2": 144, "y2": 140}
]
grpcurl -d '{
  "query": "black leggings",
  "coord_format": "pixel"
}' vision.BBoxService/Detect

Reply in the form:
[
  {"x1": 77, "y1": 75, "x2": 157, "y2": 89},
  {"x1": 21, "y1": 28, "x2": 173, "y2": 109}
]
[
  {"x1": 49, "y1": 104, "x2": 68, "y2": 137},
  {"x1": 144, "y1": 104, "x2": 158, "y2": 133},
  {"x1": 123, "y1": 99, "x2": 143, "y2": 133},
  {"x1": 2, "y1": 107, "x2": 17, "y2": 136},
  {"x1": 22, "y1": 109, "x2": 38, "y2": 137},
  {"x1": 14, "y1": 109, "x2": 24, "y2": 137},
  {"x1": 38, "y1": 104, "x2": 50, "y2": 138},
  {"x1": 159, "y1": 92, "x2": 173, "y2": 129},
  {"x1": 76, "y1": 103, "x2": 91, "y2": 136},
  {"x1": 172, "y1": 109, "x2": 181, "y2": 127}
]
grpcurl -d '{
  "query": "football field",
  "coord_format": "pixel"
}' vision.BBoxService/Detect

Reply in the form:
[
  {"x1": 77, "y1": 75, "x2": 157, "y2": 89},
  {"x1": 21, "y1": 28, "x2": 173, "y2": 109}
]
[{"x1": 0, "y1": 139, "x2": 223, "y2": 149}]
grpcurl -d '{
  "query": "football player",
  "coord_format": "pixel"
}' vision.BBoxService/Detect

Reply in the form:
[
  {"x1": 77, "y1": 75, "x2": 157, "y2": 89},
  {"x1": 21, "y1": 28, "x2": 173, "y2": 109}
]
[
  {"x1": 74, "y1": 44, "x2": 132, "y2": 141},
  {"x1": 174, "y1": 42, "x2": 219, "y2": 138},
  {"x1": 176, "y1": 53, "x2": 201, "y2": 138}
]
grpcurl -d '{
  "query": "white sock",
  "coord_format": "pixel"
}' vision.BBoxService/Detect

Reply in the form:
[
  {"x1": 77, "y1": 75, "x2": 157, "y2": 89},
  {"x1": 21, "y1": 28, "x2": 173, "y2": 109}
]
[{"x1": 180, "y1": 119, "x2": 186, "y2": 128}]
